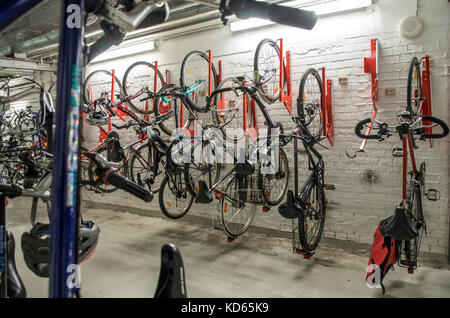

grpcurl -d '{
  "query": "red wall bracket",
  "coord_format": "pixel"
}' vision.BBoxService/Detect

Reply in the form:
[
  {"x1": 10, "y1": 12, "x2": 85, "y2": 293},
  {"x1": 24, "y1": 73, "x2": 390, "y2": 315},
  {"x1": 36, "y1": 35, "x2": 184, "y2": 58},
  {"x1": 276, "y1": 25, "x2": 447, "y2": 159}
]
[
  {"x1": 421, "y1": 55, "x2": 433, "y2": 148},
  {"x1": 346, "y1": 39, "x2": 379, "y2": 158},
  {"x1": 321, "y1": 67, "x2": 333, "y2": 146},
  {"x1": 278, "y1": 38, "x2": 292, "y2": 114}
]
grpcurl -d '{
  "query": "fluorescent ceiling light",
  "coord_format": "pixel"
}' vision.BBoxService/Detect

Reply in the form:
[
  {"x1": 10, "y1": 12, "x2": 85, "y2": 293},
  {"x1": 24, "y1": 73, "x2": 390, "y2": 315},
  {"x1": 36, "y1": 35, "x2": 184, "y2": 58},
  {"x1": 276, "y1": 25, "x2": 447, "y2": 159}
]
[
  {"x1": 90, "y1": 38, "x2": 155, "y2": 63},
  {"x1": 230, "y1": 0, "x2": 372, "y2": 32}
]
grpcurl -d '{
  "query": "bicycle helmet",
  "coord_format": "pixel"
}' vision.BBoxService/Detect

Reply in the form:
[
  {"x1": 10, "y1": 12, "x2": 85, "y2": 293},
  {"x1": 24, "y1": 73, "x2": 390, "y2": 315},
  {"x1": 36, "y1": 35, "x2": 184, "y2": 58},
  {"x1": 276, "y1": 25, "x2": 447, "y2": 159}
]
[
  {"x1": 21, "y1": 221, "x2": 100, "y2": 277},
  {"x1": 84, "y1": 109, "x2": 109, "y2": 126}
]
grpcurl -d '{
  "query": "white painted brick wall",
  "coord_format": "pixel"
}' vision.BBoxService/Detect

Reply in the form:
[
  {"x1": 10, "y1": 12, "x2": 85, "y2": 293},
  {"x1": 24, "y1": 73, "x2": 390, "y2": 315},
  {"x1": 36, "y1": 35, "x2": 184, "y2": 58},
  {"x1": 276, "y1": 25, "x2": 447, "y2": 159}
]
[{"x1": 84, "y1": 0, "x2": 450, "y2": 255}]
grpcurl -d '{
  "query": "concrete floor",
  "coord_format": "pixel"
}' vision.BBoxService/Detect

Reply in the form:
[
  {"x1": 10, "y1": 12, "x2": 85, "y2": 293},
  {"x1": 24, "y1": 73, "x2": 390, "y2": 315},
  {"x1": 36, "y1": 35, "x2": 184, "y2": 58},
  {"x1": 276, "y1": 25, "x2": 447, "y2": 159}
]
[{"x1": 6, "y1": 198, "x2": 450, "y2": 298}]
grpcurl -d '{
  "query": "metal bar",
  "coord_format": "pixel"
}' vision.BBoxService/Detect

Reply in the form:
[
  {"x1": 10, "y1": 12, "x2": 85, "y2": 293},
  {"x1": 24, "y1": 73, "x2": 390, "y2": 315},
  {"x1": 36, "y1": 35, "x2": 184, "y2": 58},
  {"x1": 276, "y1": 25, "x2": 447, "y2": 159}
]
[
  {"x1": 50, "y1": 0, "x2": 85, "y2": 298},
  {"x1": 0, "y1": 58, "x2": 56, "y2": 72},
  {"x1": 207, "y1": 50, "x2": 212, "y2": 97},
  {"x1": 0, "y1": 194, "x2": 7, "y2": 298},
  {"x1": 407, "y1": 132, "x2": 417, "y2": 174},
  {"x1": 279, "y1": 38, "x2": 283, "y2": 102},
  {"x1": 321, "y1": 67, "x2": 327, "y2": 136},
  {"x1": 402, "y1": 137, "x2": 408, "y2": 203}
]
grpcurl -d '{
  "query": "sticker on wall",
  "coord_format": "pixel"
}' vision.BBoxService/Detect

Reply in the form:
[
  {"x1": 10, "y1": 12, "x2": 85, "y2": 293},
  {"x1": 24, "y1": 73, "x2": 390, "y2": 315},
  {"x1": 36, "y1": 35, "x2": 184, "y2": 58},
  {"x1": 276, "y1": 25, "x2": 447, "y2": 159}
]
[{"x1": 398, "y1": 15, "x2": 424, "y2": 40}]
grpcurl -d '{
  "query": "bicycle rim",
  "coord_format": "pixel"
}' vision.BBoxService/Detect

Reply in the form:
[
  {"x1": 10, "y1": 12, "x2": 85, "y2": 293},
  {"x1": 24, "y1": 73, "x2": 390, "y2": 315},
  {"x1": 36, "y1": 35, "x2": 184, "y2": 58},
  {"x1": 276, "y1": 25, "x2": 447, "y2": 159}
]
[
  {"x1": 212, "y1": 77, "x2": 253, "y2": 141},
  {"x1": 154, "y1": 85, "x2": 192, "y2": 136},
  {"x1": 122, "y1": 61, "x2": 165, "y2": 114},
  {"x1": 184, "y1": 154, "x2": 220, "y2": 197},
  {"x1": 221, "y1": 176, "x2": 256, "y2": 238},
  {"x1": 403, "y1": 180, "x2": 424, "y2": 269},
  {"x1": 407, "y1": 57, "x2": 422, "y2": 116},
  {"x1": 298, "y1": 171, "x2": 326, "y2": 251},
  {"x1": 159, "y1": 173, "x2": 193, "y2": 219},
  {"x1": 129, "y1": 143, "x2": 163, "y2": 193},
  {"x1": 261, "y1": 148, "x2": 289, "y2": 206},
  {"x1": 298, "y1": 68, "x2": 323, "y2": 140},
  {"x1": 91, "y1": 146, "x2": 119, "y2": 193},
  {"x1": 82, "y1": 70, "x2": 123, "y2": 105},
  {"x1": 254, "y1": 38, "x2": 284, "y2": 104},
  {"x1": 180, "y1": 51, "x2": 218, "y2": 112}
]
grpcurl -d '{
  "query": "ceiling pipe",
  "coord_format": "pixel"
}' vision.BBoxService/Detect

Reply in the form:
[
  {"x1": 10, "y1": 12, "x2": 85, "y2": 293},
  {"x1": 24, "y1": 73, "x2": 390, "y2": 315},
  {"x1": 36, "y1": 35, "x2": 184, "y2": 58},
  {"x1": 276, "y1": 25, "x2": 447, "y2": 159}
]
[{"x1": 28, "y1": 8, "x2": 222, "y2": 60}]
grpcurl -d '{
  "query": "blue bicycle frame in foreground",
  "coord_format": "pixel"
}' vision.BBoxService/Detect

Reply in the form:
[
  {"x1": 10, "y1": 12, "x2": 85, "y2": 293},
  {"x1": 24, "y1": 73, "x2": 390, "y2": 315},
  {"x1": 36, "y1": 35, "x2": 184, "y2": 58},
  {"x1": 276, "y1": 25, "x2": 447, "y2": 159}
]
[{"x1": 1, "y1": 0, "x2": 84, "y2": 297}]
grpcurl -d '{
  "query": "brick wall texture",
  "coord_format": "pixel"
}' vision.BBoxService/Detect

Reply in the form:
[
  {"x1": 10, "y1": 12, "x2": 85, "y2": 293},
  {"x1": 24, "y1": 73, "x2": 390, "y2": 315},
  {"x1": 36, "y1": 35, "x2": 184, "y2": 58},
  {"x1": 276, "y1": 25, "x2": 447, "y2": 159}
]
[{"x1": 83, "y1": 0, "x2": 450, "y2": 255}]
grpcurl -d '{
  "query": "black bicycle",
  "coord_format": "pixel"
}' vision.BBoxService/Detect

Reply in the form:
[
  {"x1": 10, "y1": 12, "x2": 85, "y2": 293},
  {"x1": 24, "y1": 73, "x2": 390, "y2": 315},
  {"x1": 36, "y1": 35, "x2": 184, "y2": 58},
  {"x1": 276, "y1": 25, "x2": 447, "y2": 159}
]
[{"x1": 278, "y1": 115, "x2": 331, "y2": 258}]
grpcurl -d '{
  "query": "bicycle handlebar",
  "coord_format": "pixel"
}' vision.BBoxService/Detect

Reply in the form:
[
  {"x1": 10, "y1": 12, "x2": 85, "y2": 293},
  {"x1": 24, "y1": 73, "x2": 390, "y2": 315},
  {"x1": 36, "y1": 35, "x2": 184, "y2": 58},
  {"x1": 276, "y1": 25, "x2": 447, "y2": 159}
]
[
  {"x1": 228, "y1": 0, "x2": 317, "y2": 30},
  {"x1": 355, "y1": 116, "x2": 449, "y2": 140},
  {"x1": 111, "y1": 110, "x2": 174, "y2": 130},
  {"x1": 106, "y1": 170, "x2": 153, "y2": 202},
  {"x1": 0, "y1": 184, "x2": 22, "y2": 198},
  {"x1": 83, "y1": 152, "x2": 153, "y2": 202}
]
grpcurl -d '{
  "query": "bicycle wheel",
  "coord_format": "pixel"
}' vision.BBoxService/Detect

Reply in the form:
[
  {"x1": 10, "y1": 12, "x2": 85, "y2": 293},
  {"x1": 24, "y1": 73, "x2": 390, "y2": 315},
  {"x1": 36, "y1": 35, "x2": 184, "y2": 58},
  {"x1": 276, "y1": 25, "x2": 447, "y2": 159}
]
[
  {"x1": 402, "y1": 172, "x2": 425, "y2": 270},
  {"x1": 220, "y1": 175, "x2": 256, "y2": 238},
  {"x1": 254, "y1": 38, "x2": 285, "y2": 104},
  {"x1": 90, "y1": 145, "x2": 119, "y2": 193},
  {"x1": 298, "y1": 68, "x2": 323, "y2": 140},
  {"x1": 154, "y1": 85, "x2": 193, "y2": 136},
  {"x1": 159, "y1": 172, "x2": 194, "y2": 219},
  {"x1": 212, "y1": 77, "x2": 253, "y2": 141},
  {"x1": 298, "y1": 165, "x2": 326, "y2": 251},
  {"x1": 406, "y1": 57, "x2": 422, "y2": 116},
  {"x1": 180, "y1": 50, "x2": 218, "y2": 112},
  {"x1": 129, "y1": 143, "x2": 164, "y2": 193},
  {"x1": 261, "y1": 147, "x2": 289, "y2": 206},
  {"x1": 122, "y1": 61, "x2": 165, "y2": 114},
  {"x1": 82, "y1": 70, "x2": 123, "y2": 105},
  {"x1": 184, "y1": 145, "x2": 221, "y2": 197}
]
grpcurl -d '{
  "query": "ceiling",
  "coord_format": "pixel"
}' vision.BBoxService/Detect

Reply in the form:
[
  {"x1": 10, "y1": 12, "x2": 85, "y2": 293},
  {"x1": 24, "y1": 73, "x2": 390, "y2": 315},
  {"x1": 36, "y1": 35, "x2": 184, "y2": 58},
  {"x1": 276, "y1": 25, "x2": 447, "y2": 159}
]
[
  {"x1": 0, "y1": 0, "x2": 290, "y2": 82},
  {"x1": 0, "y1": 0, "x2": 224, "y2": 65}
]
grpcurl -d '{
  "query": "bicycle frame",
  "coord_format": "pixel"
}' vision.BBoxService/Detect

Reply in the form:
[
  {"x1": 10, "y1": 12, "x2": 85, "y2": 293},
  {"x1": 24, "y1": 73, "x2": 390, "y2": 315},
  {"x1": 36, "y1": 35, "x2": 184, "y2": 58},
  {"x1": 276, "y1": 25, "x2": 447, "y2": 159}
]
[{"x1": 401, "y1": 131, "x2": 418, "y2": 205}]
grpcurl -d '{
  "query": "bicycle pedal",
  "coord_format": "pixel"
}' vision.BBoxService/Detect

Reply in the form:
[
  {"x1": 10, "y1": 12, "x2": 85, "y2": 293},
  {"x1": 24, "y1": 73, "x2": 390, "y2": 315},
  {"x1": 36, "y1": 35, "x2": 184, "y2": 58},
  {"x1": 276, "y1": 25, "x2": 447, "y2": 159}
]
[
  {"x1": 324, "y1": 184, "x2": 335, "y2": 190},
  {"x1": 214, "y1": 192, "x2": 224, "y2": 200},
  {"x1": 425, "y1": 189, "x2": 440, "y2": 201},
  {"x1": 297, "y1": 149, "x2": 306, "y2": 153},
  {"x1": 262, "y1": 206, "x2": 270, "y2": 213},
  {"x1": 227, "y1": 237, "x2": 235, "y2": 243},
  {"x1": 392, "y1": 147, "x2": 403, "y2": 157}
]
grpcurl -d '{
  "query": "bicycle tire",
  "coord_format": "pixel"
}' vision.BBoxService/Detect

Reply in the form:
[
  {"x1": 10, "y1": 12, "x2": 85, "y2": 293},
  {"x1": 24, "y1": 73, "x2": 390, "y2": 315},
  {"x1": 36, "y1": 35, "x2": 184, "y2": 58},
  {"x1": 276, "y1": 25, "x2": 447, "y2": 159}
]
[
  {"x1": 129, "y1": 142, "x2": 163, "y2": 193},
  {"x1": 184, "y1": 150, "x2": 221, "y2": 197},
  {"x1": 82, "y1": 70, "x2": 123, "y2": 105},
  {"x1": 159, "y1": 173, "x2": 193, "y2": 219},
  {"x1": 406, "y1": 57, "x2": 422, "y2": 116},
  {"x1": 298, "y1": 68, "x2": 323, "y2": 140},
  {"x1": 298, "y1": 166, "x2": 326, "y2": 251},
  {"x1": 261, "y1": 147, "x2": 289, "y2": 206},
  {"x1": 403, "y1": 174, "x2": 425, "y2": 270},
  {"x1": 220, "y1": 175, "x2": 256, "y2": 238},
  {"x1": 211, "y1": 77, "x2": 253, "y2": 141},
  {"x1": 254, "y1": 38, "x2": 286, "y2": 104},
  {"x1": 122, "y1": 61, "x2": 165, "y2": 114},
  {"x1": 154, "y1": 85, "x2": 193, "y2": 136},
  {"x1": 180, "y1": 50, "x2": 218, "y2": 112}
]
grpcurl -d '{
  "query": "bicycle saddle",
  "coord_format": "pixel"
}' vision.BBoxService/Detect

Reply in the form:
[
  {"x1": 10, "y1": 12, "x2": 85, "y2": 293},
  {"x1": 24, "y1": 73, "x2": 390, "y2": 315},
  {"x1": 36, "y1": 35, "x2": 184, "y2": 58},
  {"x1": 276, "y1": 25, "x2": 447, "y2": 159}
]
[
  {"x1": 6, "y1": 231, "x2": 27, "y2": 298},
  {"x1": 154, "y1": 244, "x2": 187, "y2": 298},
  {"x1": 147, "y1": 128, "x2": 167, "y2": 153},
  {"x1": 194, "y1": 180, "x2": 213, "y2": 204},
  {"x1": 278, "y1": 189, "x2": 302, "y2": 219},
  {"x1": 379, "y1": 206, "x2": 418, "y2": 241}
]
